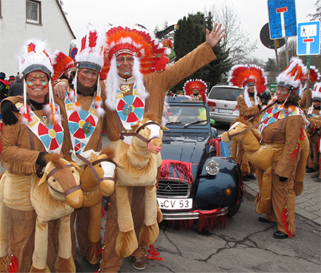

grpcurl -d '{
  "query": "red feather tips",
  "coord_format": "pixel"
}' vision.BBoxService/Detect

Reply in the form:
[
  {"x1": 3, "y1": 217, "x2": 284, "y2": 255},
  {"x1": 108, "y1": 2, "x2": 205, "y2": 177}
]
[
  {"x1": 154, "y1": 53, "x2": 169, "y2": 72},
  {"x1": 228, "y1": 64, "x2": 266, "y2": 92},
  {"x1": 8, "y1": 254, "x2": 18, "y2": 273},
  {"x1": 281, "y1": 207, "x2": 293, "y2": 237},
  {"x1": 80, "y1": 35, "x2": 87, "y2": 52},
  {"x1": 52, "y1": 51, "x2": 75, "y2": 82},
  {"x1": 146, "y1": 244, "x2": 162, "y2": 261},
  {"x1": 160, "y1": 160, "x2": 193, "y2": 183},
  {"x1": 27, "y1": 42, "x2": 36, "y2": 53},
  {"x1": 88, "y1": 31, "x2": 98, "y2": 48},
  {"x1": 101, "y1": 206, "x2": 105, "y2": 219}
]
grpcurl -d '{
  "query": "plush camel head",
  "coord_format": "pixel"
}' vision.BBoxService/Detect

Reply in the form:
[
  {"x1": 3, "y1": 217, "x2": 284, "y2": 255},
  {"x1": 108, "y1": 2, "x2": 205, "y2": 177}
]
[
  {"x1": 131, "y1": 113, "x2": 168, "y2": 154},
  {"x1": 221, "y1": 121, "x2": 250, "y2": 143},
  {"x1": 80, "y1": 147, "x2": 123, "y2": 197},
  {"x1": 221, "y1": 116, "x2": 261, "y2": 142},
  {"x1": 38, "y1": 153, "x2": 83, "y2": 209}
]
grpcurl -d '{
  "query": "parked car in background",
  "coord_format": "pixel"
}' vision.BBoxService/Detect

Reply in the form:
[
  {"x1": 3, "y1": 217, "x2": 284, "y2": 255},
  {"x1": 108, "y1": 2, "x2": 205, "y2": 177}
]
[
  {"x1": 159, "y1": 96, "x2": 242, "y2": 231},
  {"x1": 207, "y1": 85, "x2": 243, "y2": 124}
]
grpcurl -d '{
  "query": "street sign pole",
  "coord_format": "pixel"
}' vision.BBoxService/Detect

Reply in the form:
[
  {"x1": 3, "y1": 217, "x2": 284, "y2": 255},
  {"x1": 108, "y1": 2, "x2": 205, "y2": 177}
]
[
  {"x1": 273, "y1": 40, "x2": 281, "y2": 74},
  {"x1": 306, "y1": 55, "x2": 311, "y2": 109}
]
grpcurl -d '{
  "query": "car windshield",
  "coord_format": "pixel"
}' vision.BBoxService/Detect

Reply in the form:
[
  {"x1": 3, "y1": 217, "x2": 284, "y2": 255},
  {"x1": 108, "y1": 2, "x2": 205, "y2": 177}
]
[
  {"x1": 163, "y1": 105, "x2": 208, "y2": 126},
  {"x1": 208, "y1": 87, "x2": 243, "y2": 101}
]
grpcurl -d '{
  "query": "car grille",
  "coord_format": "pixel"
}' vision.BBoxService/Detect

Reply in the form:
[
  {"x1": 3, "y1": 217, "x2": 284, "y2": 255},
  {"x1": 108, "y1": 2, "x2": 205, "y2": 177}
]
[{"x1": 157, "y1": 179, "x2": 191, "y2": 197}]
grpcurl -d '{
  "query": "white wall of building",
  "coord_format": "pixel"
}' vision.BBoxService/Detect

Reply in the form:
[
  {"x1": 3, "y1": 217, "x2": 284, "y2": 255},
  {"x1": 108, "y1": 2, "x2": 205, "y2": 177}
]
[{"x1": 0, "y1": 0, "x2": 75, "y2": 77}]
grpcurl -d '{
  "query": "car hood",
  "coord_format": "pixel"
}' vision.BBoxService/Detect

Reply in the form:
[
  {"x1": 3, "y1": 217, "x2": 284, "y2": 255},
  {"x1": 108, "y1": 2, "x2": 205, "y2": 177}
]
[{"x1": 161, "y1": 132, "x2": 210, "y2": 163}]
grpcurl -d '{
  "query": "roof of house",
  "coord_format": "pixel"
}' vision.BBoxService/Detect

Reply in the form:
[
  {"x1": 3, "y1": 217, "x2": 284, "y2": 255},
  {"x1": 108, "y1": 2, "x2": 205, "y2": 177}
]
[{"x1": 55, "y1": 0, "x2": 76, "y2": 39}]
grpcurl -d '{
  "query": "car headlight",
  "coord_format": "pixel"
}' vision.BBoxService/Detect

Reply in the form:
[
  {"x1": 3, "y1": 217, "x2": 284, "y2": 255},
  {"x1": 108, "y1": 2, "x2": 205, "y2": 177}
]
[{"x1": 205, "y1": 158, "x2": 220, "y2": 175}]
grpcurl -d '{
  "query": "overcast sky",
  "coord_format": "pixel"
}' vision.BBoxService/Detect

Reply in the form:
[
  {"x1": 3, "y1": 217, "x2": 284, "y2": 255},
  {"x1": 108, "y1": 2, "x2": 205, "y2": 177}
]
[{"x1": 62, "y1": 0, "x2": 316, "y2": 62}]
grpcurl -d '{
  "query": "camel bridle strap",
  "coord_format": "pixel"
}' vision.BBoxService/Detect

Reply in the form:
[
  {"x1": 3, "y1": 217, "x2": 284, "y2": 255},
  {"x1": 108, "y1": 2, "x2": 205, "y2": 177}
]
[
  {"x1": 120, "y1": 121, "x2": 161, "y2": 144},
  {"x1": 76, "y1": 153, "x2": 116, "y2": 185},
  {"x1": 248, "y1": 101, "x2": 278, "y2": 122},
  {"x1": 227, "y1": 103, "x2": 285, "y2": 140},
  {"x1": 46, "y1": 164, "x2": 81, "y2": 197},
  {"x1": 227, "y1": 116, "x2": 271, "y2": 139}
]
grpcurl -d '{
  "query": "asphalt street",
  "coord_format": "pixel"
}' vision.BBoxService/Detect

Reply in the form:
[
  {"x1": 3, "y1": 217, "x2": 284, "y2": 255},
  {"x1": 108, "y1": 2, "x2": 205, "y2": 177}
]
[
  {"x1": 0, "y1": 125, "x2": 320, "y2": 272},
  {"x1": 76, "y1": 126, "x2": 321, "y2": 272}
]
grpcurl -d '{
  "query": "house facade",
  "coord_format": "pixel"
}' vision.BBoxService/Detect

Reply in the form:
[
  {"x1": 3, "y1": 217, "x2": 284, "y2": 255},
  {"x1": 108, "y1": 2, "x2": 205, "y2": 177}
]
[{"x1": 0, "y1": 0, "x2": 75, "y2": 77}]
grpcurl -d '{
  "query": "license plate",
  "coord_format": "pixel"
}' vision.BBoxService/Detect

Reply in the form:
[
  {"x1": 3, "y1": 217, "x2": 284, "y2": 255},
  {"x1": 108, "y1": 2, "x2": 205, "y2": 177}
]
[
  {"x1": 157, "y1": 198, "x2": 193, "y2": 210},
  {"x1": 218, "y1": 109, "x2": 233, "y2": 114}
]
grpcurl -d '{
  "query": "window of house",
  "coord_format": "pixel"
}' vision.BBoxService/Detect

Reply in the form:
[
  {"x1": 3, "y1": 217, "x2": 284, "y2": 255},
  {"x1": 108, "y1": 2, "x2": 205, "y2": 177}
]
[{"x1": 26, "y1": 0, "x2": 41, "y2": 24}]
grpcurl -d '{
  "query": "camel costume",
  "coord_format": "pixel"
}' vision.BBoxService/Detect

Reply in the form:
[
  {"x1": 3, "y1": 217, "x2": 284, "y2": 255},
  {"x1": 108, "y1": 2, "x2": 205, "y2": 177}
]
[
  {"x1": 0, "y1": 40, "x2": 64, "y2": 272},
  {"x1": 53, "y1": 28, "x2": 108, "y2": 265},
  {"x1": 227, "y1": 65, "x2": 266, "y2": 177},
  {"x1": 257, "y1": 57, "x2": 309, "y2": 238},
  {"x1": 99, "y1": 25, "x2": 217, "y2": 272},
  {"x1": 306, "y1": 83, "x2": 321, "y2": 177},
  {"x1": 298, "y1": 66, "x2": 320, "y2": 113}
]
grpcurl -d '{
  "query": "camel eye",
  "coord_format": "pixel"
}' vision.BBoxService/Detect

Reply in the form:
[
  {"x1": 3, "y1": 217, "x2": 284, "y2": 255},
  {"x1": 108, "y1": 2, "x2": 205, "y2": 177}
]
[
  {"x1": 53, "y1": 179, "x2": 56, "y2": 182},
  {"x1": 99, "y1": 164, "x2": 102, "y2": 167},
  {"x1": 72, "y1": 170, "x2": 74, "y2": 173}
]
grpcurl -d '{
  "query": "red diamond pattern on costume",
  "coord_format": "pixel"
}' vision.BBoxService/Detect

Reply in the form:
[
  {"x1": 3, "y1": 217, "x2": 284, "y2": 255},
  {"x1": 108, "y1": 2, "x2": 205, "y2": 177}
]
[
  {"x1": 133, "y1": 97, "x2": 144, "y2": 108},
  {"x1": 69, "y1": 111, "x2": 79, "y2": 122},
  {"x1": 75, "y1": 142, "x2": 81, "y2": 152},
  {"x1": 49, "y1": 138, "x2": 59, "y2": 150},
  {"x1": 38, "y1": 123, "x2": 48, "y2": 136},
  {"x1": 86, "y1": 115, "x2": 96, "y2": 126},
  {"x1": 74, "y1": 128, "x2": 86, "y2": 139},
  {"x1": 127, "y1": 112, "x2": 139, "y2": 123},
  {"x1": 117, "y1": 99, "x2": 126, "y2": 111}
]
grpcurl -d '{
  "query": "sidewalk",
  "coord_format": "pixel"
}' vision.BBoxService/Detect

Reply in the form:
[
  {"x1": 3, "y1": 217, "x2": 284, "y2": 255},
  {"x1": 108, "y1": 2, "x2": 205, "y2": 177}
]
[{"x1": 244, "y1": 171, "x2": 321, "y2": 225}]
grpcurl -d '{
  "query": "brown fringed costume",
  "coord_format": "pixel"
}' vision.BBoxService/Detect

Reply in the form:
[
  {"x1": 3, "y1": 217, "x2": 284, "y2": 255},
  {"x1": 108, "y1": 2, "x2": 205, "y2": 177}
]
[
  {"x1": 0, "y1": 97, "x2": 60, "y2": 273},
  {"x1": 100, "y1": 42, "x2": 216, "y2": 272}
]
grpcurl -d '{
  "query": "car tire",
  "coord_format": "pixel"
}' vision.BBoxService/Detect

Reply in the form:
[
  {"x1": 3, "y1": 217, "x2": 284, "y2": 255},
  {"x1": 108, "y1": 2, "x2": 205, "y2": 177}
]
[{"x1": 228, "y1": 197, "x2": 242, "y2": 217}]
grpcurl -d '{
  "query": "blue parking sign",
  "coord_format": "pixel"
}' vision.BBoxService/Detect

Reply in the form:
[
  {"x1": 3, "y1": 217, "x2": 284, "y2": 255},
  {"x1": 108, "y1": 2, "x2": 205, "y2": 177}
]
[
  {"x1": 297, "y1": 21, "x2": 320, "y2": 55},
  {"x1": 267, "y1": 0, "x2": 297, "y2": 39}
]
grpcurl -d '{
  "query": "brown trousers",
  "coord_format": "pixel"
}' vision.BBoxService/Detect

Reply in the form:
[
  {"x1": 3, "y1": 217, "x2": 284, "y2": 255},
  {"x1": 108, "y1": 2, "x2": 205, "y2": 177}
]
[
  {"x1": 100, "y1": 186, "x2": 146, "y2": 272},
  {"x1": 265, "y1": 160, "x2": 296, "y2": 235},
  {"x1": 308, "y1": 133, "x2": 320, "y2": 171},
  {"x1": 6, "y1": 208, "x2": 58, "y2": 273}
]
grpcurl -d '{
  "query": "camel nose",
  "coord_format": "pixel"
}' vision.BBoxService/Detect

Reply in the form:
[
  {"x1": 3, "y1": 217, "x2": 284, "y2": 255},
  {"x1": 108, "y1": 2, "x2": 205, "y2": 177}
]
[{"x1": 65, "y1": 189, "x2": 84, "y2": 208}]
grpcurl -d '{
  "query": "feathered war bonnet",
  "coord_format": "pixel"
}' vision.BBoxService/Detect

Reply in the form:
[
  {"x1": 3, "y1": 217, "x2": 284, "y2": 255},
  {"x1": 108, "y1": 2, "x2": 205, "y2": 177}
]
[
  {"x1": 51, "y1": 51, "x2": 75, "y2": 83},
  {"x1": 299, "y1": 65, "x2": 321, "y2": 95},
  {"x1": 227, "y1": 64, "x2": 267, "y2": 107},
  {"x1": 19, "y1": 39, "x2": 60, "y2": 125},
  {"x1": 276, "y1": 57, "x2": 306, "y2": 92},
  {"x1": 312, "y1": 82, "x2": 321, "y2": 102},
  {"x1": 101, "y1": 25, "x2": 169, "y2": 110},
  {"x1": 183, "y1": 79, "x2": 208, "y2": 101},
  {"x1": 73, "y1": 26, "x2": 106, "y2": 117}
]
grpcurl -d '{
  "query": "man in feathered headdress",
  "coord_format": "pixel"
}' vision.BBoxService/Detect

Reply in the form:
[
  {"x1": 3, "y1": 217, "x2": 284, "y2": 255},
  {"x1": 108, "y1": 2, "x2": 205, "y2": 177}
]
[
  {"x1": 183, "y1": 79, "x2": 207, "y2": 101},
  {"x1": 256, "y1": 57, "x2": 309, "y2": 239},
  {"x1": 228, "y1": 65, "x2": 267, "y2": 180},
  {"x1": 1, "y1": 27, "x2": 107, "y2": 268},
  {"x1": 100, "y1": 23, "x2": 225, "y2": 272}
]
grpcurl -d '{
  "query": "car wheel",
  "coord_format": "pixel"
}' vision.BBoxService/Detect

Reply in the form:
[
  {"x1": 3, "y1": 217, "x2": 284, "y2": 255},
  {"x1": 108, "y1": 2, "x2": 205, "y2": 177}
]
[{"x1": 228, "y1": 197, "x2": 242, "y2": 217}]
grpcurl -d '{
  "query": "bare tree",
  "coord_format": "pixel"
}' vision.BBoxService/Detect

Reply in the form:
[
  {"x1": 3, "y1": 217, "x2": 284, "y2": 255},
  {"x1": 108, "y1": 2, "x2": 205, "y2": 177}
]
[
  {"x1": 207, "y1": 4, "x2": 257, "y2": 65},
  {"x1": 308, "y1": 0, "x2": 321, "y2": 21}
]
